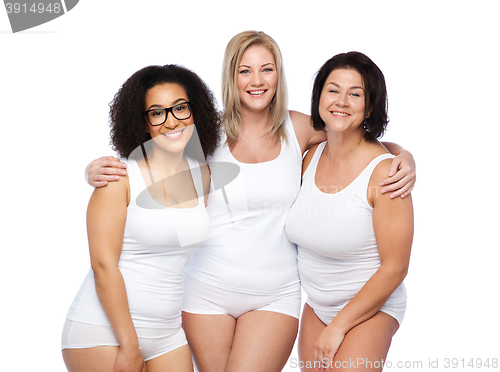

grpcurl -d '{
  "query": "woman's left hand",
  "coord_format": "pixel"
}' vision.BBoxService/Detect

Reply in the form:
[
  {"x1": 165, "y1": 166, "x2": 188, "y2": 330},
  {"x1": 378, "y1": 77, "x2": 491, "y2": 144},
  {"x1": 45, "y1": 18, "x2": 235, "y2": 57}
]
[
  {"x1": 313, "y1": 326, "x2": 345, "y2": 372},
  {"x1": 380, "y1": 150, "x2": 416, "y2": 199}
]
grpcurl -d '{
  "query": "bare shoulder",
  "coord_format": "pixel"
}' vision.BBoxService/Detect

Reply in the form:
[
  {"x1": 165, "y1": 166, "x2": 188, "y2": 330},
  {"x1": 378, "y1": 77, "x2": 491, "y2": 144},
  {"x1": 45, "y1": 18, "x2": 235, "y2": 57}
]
[
  {"x1": 90, "y1": 171, "x2": 130, "y2": 207},
  {"x1": 371, "y1": 157, "x2": 394, "y2": 185},
  {"x1": 289, "y1": 110, "x2": 311, "y2": 138},
  {"x1": 289, "y1": 110, "x2": 310, "y2": 125},
  {"x1": 366, "y1": 142, "x2": 393, "y2": 184},
  {"x1": 289, "y1": 110, "x2": 313, "y2": 154},
  {"x1": 290, "y1": 110, "x2": 327, "y2": 153},
  {"x1": 302, "y1": 143, "x2": 320, "y2": 177},
  {"x1": 369, "y1": 157, "x2": 412, "y2": 207}
]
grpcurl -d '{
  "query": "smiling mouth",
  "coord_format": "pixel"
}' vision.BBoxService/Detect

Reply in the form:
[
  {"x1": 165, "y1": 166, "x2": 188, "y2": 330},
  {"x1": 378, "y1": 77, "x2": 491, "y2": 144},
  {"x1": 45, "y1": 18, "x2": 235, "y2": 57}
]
[
  {"x1": 248, "y1": 90, "x2": 267, "y2": 95},
  {"x1": 331, "y1": 111, "x2": 350, "y2": 116},
  {"x1": 162, "y1": 127, "x2": 186, "y2": 139}
]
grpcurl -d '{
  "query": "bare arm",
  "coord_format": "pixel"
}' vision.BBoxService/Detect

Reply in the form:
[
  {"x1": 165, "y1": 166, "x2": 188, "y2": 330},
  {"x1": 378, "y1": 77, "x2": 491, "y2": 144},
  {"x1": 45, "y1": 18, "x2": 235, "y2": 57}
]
[
  {"x1": 313, "y1": 159, "x2": 414, "y2": 368},
  {"x1": 87, "y1": 177, "x2": 146, "y2": 372},
  {"x1": 380, "y1": 141, "x2": 416, "y2": 199},
  {"x1": 85, "y1": 156, "x2": 128, "y2": 188},
  {"x1": 289, "y1": 110, "x2": 326, "y2": 155}
]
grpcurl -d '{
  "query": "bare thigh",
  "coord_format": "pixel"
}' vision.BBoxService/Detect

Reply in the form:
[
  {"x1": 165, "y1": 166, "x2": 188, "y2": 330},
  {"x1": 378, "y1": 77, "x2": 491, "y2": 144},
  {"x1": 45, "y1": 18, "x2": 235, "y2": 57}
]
[
  {"x1": 62, "y1": 346, "x2": 119, "y2": 372},
  {"x1": 298, "y1": 304, "x2": 327, "y2": 372},
  {"x1": 146, "y1": 344, "x2": 194, "y2": 372},
  {"x1": 182, "y1": 311, "x2": 236, "y2": 372},
  {"x1": 298, "y1": 303, "x2": 399, "y2": 372},
  {"x1": 225, "y1": 310, "x2": 299, "y2": 372}
]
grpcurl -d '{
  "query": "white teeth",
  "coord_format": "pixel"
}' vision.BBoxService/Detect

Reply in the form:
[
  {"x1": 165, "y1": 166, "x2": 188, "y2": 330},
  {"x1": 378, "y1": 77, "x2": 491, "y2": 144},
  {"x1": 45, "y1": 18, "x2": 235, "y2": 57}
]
[
  {"x1": 164, "y1": 129, "x2": 184, "y2": 138},
  {"x1": 332, "y1": 111, "x2": 349, "y2": 116},
  {"x1": 249, "y1": 90, "x2": 266, "y2": 95}
]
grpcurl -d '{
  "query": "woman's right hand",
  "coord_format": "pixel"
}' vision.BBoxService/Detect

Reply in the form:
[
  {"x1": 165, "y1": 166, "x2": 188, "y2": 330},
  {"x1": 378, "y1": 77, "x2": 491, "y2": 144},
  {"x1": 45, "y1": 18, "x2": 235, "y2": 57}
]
[
  {"x1": 86, "y1": 156, "x2": 127, "y2": 188},
  {"x1": 313, "y1": 325, "x2": 345, "y2": 372},
  {"x1": 114, "y1": 345, "x2": 147, "y2": 372}
]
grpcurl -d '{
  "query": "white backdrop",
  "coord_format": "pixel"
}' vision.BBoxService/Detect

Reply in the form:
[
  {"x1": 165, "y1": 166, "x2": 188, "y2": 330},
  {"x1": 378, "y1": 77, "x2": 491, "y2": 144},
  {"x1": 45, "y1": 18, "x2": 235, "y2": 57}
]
[{"x1": 1, "y1": 1, "x2": 499, "y2": 370}]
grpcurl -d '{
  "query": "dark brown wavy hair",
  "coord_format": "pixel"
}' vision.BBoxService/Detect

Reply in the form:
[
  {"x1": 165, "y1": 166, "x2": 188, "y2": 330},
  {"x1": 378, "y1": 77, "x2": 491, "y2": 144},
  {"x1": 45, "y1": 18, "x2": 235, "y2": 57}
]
[
  {"x1": 311, "y1": 52, "x2": 389, "y2": 140},
  {"x1": 109, "y1": 65, "x2": 221, "y2": 159}
]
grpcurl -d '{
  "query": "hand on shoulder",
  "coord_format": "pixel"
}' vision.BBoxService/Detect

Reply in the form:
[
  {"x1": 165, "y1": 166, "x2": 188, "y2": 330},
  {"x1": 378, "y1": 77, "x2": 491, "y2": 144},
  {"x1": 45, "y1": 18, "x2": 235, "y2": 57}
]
[
  {"x1": 369, "y1": 157, "x2": 412, "y2": 207},
  {"x1": 86, "y1": 156, "x2": 128, "y2": 188},
  {"x1": 90, "y1": 170, "x2": 130, "y2": 208}
]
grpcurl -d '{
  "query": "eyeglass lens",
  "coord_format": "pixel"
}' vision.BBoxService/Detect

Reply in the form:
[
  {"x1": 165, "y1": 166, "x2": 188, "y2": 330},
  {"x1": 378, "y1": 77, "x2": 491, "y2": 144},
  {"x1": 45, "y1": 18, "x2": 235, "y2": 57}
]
[{"x1": 147, "y1": 103, "x2": 191, "y2": 125}]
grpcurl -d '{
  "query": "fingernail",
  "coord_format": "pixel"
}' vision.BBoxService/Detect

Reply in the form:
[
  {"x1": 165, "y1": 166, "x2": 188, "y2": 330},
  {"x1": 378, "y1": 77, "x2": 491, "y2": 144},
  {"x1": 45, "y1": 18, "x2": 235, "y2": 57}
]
[
  {"x1": 120, "y1": 170, "x2": 127, "y2": 175},
  {"x1": 381, "y1": 189, "x2": 386, "y2": 194},
  {"x1": 380, "y1": 182, "x2": 385, "y2": 186},
  {"x1": 113, "y1": 176, "x2": 119, "y2": 180},
  {"x1": 390, "y1": 194, "x2": 395, "y2": 199}
]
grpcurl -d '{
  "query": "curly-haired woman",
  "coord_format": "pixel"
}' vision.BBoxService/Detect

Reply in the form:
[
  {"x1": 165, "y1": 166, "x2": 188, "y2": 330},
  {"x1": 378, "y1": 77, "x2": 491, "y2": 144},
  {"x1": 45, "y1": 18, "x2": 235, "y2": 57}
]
[{"x1": 61, "y1": 65, "x2": 221, "y2": 372}]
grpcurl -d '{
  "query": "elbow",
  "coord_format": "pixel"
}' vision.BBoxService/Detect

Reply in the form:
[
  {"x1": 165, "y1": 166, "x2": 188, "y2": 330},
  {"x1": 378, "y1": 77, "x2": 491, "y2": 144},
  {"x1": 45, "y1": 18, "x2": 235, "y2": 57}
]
[
  {"x1": 393, "y1": 265, "x2": 409, "y2": 284},
  {"x1": 90, "y1": 259, "x2": 118, "y2": 281},
  {"x1": 90, "y1": 258, "x2": 103, "y2": 274},
  {"x1": 399, "y1": 266, "x2": 409, "y2": 282},
  {"x1": 380, "y1": 263, "x2": 408, "y2": 285}
]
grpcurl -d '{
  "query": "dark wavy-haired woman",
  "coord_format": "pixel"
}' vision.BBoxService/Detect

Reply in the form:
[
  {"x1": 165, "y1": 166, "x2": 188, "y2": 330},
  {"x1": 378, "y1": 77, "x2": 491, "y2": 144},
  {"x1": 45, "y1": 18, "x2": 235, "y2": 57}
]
[
  {"x1": 285, "y1": 52, "x2": 413, "y2": 372},
  {"x1": 61, "y1": 64, "x2": 220, "y2": 372}
]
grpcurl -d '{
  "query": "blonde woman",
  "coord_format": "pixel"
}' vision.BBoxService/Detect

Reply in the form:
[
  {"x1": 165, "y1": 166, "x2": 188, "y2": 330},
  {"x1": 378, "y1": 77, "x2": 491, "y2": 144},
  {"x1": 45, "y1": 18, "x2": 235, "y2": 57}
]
[{"x1": 86, "y1": 32, "x2": 416, "y2": 372}]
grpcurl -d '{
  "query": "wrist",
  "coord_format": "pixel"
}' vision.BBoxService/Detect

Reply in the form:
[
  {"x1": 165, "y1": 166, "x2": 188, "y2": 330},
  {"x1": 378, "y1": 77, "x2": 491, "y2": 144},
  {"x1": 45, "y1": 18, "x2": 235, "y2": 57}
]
[
  {"x1": 328, "y1": 317, "x2": 350, "y2": 335},
  {"x1": 118, "y1": 338, "x2": 140, "y2": 350}
]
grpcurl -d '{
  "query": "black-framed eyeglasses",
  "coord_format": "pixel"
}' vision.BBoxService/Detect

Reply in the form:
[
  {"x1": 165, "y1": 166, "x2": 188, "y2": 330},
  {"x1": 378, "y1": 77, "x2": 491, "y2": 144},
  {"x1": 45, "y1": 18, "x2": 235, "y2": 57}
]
[{"x1": 143, "y1": 102, "x2": 192, "y2": 126}]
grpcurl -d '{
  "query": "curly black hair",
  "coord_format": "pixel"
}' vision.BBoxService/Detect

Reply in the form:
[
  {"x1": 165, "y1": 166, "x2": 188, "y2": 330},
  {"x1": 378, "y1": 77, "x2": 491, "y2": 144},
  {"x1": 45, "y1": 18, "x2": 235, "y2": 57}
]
[
  {"x1": 109, "y1": 65, "x2": 221, "y2": 160},
  {"x1": 311, "y1": 52, "x2": 389, "y2": 140}
]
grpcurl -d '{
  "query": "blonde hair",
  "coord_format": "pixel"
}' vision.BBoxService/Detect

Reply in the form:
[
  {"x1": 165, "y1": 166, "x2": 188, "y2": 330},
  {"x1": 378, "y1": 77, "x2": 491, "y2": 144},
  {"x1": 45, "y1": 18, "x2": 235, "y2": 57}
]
[{"x1": 222, "y1": 30, "x2": 288, "y2": 145}]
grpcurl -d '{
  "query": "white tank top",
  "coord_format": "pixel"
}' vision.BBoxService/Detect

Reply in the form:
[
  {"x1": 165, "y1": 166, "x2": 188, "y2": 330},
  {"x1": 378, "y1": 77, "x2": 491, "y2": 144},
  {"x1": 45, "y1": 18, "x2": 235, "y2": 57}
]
[
  {"x1": 285, "y1": 141, "x2": 406, "y2": 310},
  {"x1": 185, "y1": 111, "x2": 302, "y2": 295},
  {"x1": 66, "y1": 156, "x2": 210, "y2": 328}
]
